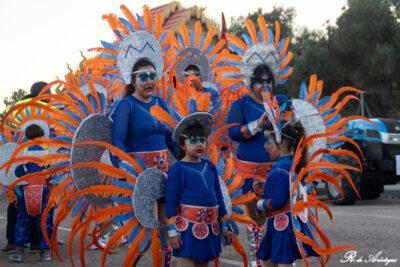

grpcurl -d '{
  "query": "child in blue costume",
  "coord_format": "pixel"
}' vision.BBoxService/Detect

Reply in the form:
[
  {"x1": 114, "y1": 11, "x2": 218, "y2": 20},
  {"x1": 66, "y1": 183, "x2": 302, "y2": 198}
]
[
  {"x1": 165, "y1": 116, "x2": 233, "y2": 267},
  {"x1": 9, "y1": 124, "x2": 53, "y2": 262},
  {"x1": 256, "y1": 123, "x2": 318, "y2": 266}
]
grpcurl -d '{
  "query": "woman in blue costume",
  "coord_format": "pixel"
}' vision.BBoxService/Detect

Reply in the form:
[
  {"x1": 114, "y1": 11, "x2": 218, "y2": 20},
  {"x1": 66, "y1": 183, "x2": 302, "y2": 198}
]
[
  {"x1": 109, "y1": 59, "x2": 178, "y2": 258},
  {"x1": 220, "y1": 16, "x2": 294, "y2": 266},
  {"x1": 256, "y1": 122, "x2": 318, "y2": 266},
  {"x1": 165, "y1": 114, "x2": 233, "y2": 267},
  {"x1": 227, "y1": 64, "x2": 279, "y2": 265},
  {"x1": 111, "y1": 58, "x2": 177, "y2": 171}
]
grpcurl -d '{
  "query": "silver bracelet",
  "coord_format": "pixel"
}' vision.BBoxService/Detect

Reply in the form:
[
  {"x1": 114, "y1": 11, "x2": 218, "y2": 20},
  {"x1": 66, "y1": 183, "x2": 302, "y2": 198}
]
[
  {"x1": 256, "y1": 199, "x2": 266, "y2": 212},
  {"x1": 167, "y1": 230, "x2": 180, "y2": 238},
  {"x1": 248, "y1": 120, "x2": 261, "y2": 136}
]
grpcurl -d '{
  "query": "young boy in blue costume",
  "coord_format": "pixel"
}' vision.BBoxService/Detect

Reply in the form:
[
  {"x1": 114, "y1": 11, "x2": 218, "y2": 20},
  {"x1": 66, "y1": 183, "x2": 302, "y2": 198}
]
[
  {"x1": 165, "y1": 113, "x2": 234, "y2": 267},
  {"x1": 256, "y1": 122, "x2": 318, "y2": 266},
  {"x1": 9, "y1": 124, "x2": 53, "y2": 262}
]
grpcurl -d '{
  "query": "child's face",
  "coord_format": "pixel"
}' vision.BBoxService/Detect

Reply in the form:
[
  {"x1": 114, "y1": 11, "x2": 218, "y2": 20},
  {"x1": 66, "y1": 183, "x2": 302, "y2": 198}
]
[
  {"x1": 264, "y1": 133, "x2": 280, "y2": 161},
  {"x1": 182, "y1": 135, "x2": 207, "y2": 159}
]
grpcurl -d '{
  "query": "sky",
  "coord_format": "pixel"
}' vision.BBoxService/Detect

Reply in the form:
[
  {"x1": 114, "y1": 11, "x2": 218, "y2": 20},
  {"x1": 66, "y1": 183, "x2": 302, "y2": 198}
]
[{"x1": 0, "y1": 0, "x2": 347, "y2": 109}]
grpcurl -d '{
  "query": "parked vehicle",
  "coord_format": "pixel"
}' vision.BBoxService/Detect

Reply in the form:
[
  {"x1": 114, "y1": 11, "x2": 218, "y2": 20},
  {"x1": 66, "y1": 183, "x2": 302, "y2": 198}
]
[{"x1": 326, "y1": 118, "x2": 400, "y2": 205}]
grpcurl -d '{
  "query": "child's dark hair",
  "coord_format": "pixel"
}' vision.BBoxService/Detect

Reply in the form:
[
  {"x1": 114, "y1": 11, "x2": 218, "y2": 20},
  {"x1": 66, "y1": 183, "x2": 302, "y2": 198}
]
[
  {"x1": 124, "y1": 59, "x2": 156, "y2": 98},
  {"x1": 250, "y1": 65, "x2": 276, "y2": 89},
  {"x1": 177, "y1": 124, "x2": 207, "y2": 160},
  {"x1": 25, "y1": 124, "x2": 45, "y2": 140}
]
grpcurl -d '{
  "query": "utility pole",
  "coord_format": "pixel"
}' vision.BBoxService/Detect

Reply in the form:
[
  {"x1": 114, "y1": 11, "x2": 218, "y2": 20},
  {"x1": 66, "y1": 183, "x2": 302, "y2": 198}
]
[{"x1": 360, "y1": 92, "x2": 365, "y2": 117}]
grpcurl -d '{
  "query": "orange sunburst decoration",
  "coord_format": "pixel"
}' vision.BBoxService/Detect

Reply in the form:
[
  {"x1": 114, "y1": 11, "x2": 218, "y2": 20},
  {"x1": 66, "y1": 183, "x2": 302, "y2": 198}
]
[
  {"x1": 215, "y1": 16, "x2": 293, "y2": 96},
  {"x1": 284, "y1": 74, "x2": 366, "y2": 266},
  {"x1": 163, "y1": 20, "x2": 228, "y2": 116},
  {"x1": 169, "y1": 21, "x2": 225, "y2": 87},
  {"x1": 0, "y1": 66, "x2": 134, "y2": 264},
  {"x1": 291, "y1": 74, "x2": 365, "y2": 160},
  {"x1": 84, "y1": 5, "x2": 176, "y2": 101}
]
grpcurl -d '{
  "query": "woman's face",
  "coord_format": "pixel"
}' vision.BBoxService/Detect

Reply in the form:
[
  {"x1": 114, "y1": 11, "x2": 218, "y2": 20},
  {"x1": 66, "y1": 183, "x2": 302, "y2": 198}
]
[
  {"x1": 132, "y1": 66, "x2": 156, "y2": 99},
  {"x1": 250, "y1": 72, "x2": 273, "y2": 99}
]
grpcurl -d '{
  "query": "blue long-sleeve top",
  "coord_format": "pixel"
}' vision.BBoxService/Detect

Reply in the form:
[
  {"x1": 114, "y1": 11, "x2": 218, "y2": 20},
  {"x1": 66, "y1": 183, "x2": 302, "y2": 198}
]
[
  {"x1": 165, "y1": 159, "x2": 228, "y2": 219},
  {"x1": 263, "y1": 155, "x2": 293, "y2": 210},
  {"x1": 110, "y1": 95, "x2": 177, "y2": 156},
  {"x1": 15, "y1": 145, "x2": 46, "y2": 177},
  {"x1": 227, "y1": 95, "x2": 271, "y2": 163}
]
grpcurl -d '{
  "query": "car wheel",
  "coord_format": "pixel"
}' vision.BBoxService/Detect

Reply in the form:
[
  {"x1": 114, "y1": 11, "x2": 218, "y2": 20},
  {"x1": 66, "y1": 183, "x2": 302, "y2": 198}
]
[
  {"x1": 360, "y1": 179, "x2": 383, "y2": 200},
  {"x1": 326, "y1": 174, "x2": 359, "y2": 205}
]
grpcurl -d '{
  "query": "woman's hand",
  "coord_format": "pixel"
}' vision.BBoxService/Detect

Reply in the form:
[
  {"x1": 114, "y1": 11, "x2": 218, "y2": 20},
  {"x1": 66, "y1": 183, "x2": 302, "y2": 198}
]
[
  {"x1": 257, "y1": 112, "x2": 269, "y2": 128},
  {"x1": 168, "y1": 236, "x2": 182, "y2": 250}
]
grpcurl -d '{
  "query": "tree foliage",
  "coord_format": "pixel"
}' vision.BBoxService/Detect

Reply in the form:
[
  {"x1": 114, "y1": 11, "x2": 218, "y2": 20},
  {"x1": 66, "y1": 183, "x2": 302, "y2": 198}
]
[
  {"x1": 1, "y1": 88, "x2": 27, "y2": 122},
  {"x1": 3, "y1": 88, "x2": 27, "y2": 108}
]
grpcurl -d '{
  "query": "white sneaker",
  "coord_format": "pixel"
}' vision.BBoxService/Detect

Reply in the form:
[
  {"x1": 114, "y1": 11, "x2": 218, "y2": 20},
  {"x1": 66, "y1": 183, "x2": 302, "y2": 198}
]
[{"x1": 89, "y1": 236, "x2": 109, "y2": 250}]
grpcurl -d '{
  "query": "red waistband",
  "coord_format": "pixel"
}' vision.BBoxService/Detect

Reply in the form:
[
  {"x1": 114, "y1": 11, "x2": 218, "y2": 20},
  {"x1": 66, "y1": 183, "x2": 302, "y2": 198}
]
[
  {"x1": 234, "y1": 158, "x2": 273, "y2": 179},
  {"x1": 128, "y1": 149, "x2": 169, "y2": 172},
  {"x1": 25, "y1": 177, "x2": 48, "y2": 186},
  {"x1": 267, "y1": 201, "x2": 291, "y2": 218},
  {"x1": 178, "y1": 204, "x2": 219, "y2": 224}
]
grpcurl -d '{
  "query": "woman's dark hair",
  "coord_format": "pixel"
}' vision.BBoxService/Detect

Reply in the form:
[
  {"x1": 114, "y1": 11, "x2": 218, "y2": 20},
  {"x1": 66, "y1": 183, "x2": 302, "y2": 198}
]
[
  {"x1": 184, "y1": 64, "x2": 200, "y2": 73},
  {"x1": 250, "y1": 65, "x2": 276, "y2": 89},
  {"x1": 124, "y1": 59, "x2": 155, "y2": 98},
  {"x1": 177, "y1": 124, "x2": 207, "y2": 160},
  {"x1": 25, "y1": 124, "x2": 45, "y2": 140}
]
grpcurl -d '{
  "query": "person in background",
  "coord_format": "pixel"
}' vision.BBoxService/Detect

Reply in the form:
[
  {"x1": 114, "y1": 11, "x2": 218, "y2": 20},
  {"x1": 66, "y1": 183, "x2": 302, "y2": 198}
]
[
  {"x1": 9, "y1": 124, "x2": 53, "y2": 262},
  {"x1": 2, "y1": 81, "x2": 49, "y2": 254}
]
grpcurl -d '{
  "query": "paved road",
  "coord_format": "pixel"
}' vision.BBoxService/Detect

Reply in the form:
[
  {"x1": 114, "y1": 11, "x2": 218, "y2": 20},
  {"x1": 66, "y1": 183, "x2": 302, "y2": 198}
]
[{"x1": 0, "y1": 185, "x2": 399, "y2": 267}]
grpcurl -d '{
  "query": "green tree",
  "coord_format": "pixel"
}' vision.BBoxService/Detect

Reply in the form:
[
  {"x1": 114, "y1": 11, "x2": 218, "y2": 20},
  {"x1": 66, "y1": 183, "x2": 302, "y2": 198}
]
[
  {"x1": 3, "y1": 88, "x2": 27, "y2": 108},
  {"x1": 1, "y1": 88, "x2": 28, "y2": 121},
  {"x1": 292, "y1": 0, "x2": 400, "y2": 117}
]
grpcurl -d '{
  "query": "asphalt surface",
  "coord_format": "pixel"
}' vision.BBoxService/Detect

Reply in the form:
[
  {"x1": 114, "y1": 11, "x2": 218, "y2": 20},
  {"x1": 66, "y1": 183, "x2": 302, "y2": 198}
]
[{"x1": 0, "y1": 184, "x2": 399, "y2": 267}]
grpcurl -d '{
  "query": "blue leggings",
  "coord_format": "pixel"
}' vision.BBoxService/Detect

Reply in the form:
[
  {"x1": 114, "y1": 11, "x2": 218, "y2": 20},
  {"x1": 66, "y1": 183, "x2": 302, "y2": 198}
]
[{"x1": 15, "y1": 188, "x2": 53, "y2": 250}]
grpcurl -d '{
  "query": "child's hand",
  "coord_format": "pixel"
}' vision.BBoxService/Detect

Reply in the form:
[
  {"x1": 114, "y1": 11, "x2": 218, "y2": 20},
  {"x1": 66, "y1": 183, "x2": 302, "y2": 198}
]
[
  {"x1": 222, "y1": 229, "x2": 234, "y2": 245},
  {"x1": 168, "y1": 236, "x2": 182, "y2": 250}
]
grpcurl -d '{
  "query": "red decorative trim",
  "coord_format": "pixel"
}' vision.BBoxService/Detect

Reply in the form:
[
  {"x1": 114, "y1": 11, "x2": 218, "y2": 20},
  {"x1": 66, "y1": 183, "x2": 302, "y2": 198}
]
[
  {"x1": 273, "y1": 214, "x2": 289, "y2": 231},
  {"x1": 192, "y1": 223, "x2": 209, "y2": 240},
  {"x1": 211, "y1": 221, "x2": 220, "y2": 235},
  {"x1": 252, "y1": 179, "x2": 265, "y2": 197},
  {"x1": 24, "y1": 185, "x2": 44, "y2": 216},
  {"x1": 174, "y1": 216, "x2": 188, "y2": 232}
]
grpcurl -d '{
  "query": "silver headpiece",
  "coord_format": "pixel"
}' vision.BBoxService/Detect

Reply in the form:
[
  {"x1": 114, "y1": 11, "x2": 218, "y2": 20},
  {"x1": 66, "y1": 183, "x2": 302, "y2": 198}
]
[{"x1": 117, "y1": 31, "x2": 163, "y2": 85}]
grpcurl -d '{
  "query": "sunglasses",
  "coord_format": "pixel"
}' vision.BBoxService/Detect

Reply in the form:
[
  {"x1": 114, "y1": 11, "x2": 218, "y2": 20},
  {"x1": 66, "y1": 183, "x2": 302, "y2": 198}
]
[
  {"x1": 183, "y1": 135, "x2": 207, "y2": 145},
  {"x1": 253, "y1": 77, "x2": 273, "y2": 86},
  {"x1": 132, "y1": 70, "x2": 157, "y2": 83},
  {"x1": 184, "y1": 72, "x2": 201, "y2": 78}
]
